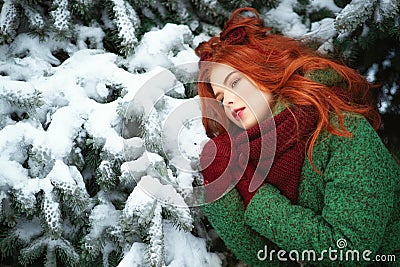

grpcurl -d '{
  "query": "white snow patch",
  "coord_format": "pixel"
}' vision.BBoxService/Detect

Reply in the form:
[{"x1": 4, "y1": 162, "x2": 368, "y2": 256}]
[
  {"x1": 164, "y1": 222, "x2": 221, "y2": 267},
  {"x1": 127, "y1": 23, "x2": 193, "y2": 71},
  {"x1": 88, "y1": 203, "x2": 120, "y2": 238},
  {"x1": 310, "y1": 0, "x2": 342, "y2": 14},
  {"x1": 262, "y1": 0, "x2": 308, "y2": 38},
  {"x1": 117, "y1": 242, "x2": 147, "y2": 267}
]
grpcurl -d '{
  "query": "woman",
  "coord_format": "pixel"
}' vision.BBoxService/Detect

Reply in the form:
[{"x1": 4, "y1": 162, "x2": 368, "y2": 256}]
[{"x1": 196, "y1": 7, "x2": 400, "y2": 267}]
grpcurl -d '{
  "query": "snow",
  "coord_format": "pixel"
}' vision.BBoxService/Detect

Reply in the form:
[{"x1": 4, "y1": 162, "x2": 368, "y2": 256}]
[
  {"x1": 22, "y1": 178, "x2": 52, "y2": 196},
  {"x1": 262, "y1": 0, "x2": 343, "y2": 54},
  {"x1": 192, "y1": 33, "x2": 211, "y2": 48},
  {"x1": 310, "y1": 0, "x2": 342, "y2": 14},
  {"x1": 170, "y1": 49, "x2": 199, "y2": 67},
  {"x1": 305, "y1": 18, "x2": 337, "y2": 54},
  {"x1": 112, "y1": 0, "x2": 139, "y2": 48},
  {"x1": 40, "y1": 106, "x2": 86, "y2": 157},
  {"x1": 75, "y1": 25, "x2": 105, "y2": 50},
  {"x1": 0, "y1": 78, "x2": 39, "y2": 114},
  {"x1": 164, "y1": 222, "x2": 222, "y2": 267},
  {"x1": 262, "y1": 0, "x2": 342, "y2": 50},
  {"x1": 14, "y1": 217, "x2": 43, "y2": 242},
  {"x1": 176, "y1": 171, "x2": 196, "y2": 193},
  {"x1": 366, "y1": 63, "x2": 379, "y2": 83},
  {"x1": 9, "y1": 33, "x2": 76, "y2": 66},
  {"x1": 0, "y1": 159, "x2": 29, "y2": 188},
  {"x1": 1, "y1": 3, "x2": 385, "y2": 266},
  {"x1": 0, "y1": 123, "x2": 34, "y2": 163},
  {"x1": 126, "y1": 23, "x2": 195, "y2": 71},
  {"x1": 0, "y1": 12, "x2": 251, "y2": 266},
  {"x1": 87, "y1": 203, "x2": 120, "y2": 238},
  {"x1": 118, "y1": 222, "x2": 222, "y2": 267},
  {"x1": 123, "y1": 136, "x2": 145, "y2": 161},
  {"x1": 117, "y1": 242, "x2": 146, "y2": 267},
  {"x1": 126, "y1": 175, "x2": 187, "y2": 208},
  {"x1": 123, "y1": 154, "x2": 151, "y2": 180},
  {"x1": 141, "y1": 175, "x2": 187, "y2": 207},
  {"x1": 0, "y1": 75, "x2": 35, "y2": 94},
  {"x1": 158, "y1": 95, "x2": 207, "y2": 172},
  {"x1": 262, "y1": 0, "x2": 308, "y2": 38},
  {"x1": 123, "y1": 176, "x2": 155, "y2": 218},
  {"x1": 46, "y1": 160, "x2": 83, "y2": 186},
  {"x1": 306, "y1": 18, "x2": 337, "y2": 41}
]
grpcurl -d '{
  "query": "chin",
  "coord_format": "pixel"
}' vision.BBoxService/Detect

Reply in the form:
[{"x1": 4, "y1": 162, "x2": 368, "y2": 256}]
[
  {"x1": 240, "y1": 121, "x2": 257, "y2": 130},
  {"x1": 229, "y1": 116, "x2": 258, "y2": 130},
  {"x1": 244, "y1": 118, "x2": 258, "y2": 129}
]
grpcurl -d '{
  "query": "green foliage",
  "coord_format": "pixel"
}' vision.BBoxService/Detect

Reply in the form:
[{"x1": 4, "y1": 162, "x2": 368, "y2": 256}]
[
  {"x1": 53, "y1": 181, "x2": 90, "y2": 217},
  {"x1": 18, "y1": 236, "x2": 47, "y2": 266},
  {"x1": 335, "y1": 0, "x2": 399, "y2": 34},
  {"x1": 70, "y1": 0, "x2": 100, "y2": 23},
  {"x1": 0, "y1": 85, "x2": 44, "y2": 111},
  {"x1": 308, "y1": 7, "x2": 335, "y2": 22},
  {"x1": 106, "y1": 82, "x2": 128, "y2": 102},
  {"x1": 27, "y1": 145, "x2": 56, "y2": 179},
  {"x1": 1, "y1": 0, "x2": 399, "y2": 266},
  {"x1": 146, "y1": 204, "x2": 164, "y2": 267},
  {"x1": 294, "y1": 0, "x2": 335, "y2": 26},
  {"x1": 0, "y1": 198, "x2": 16, "y2": 228},
  {"x1": 80, "y1": 249, "x2": 123, "y2": 267},
  {"x1": 16, "y1": 235, "x2": 80, "y2": 267},
  {"x1": 328, "y1": 0, "x2": 400, "y2": 158},
  {"x1": 80, "y1": 201, "x2": 127, "y2": 267},
  {"x1": 83, "y1": 138, "x2": 103, "y2": 173},
  {"x1": 96, "y1": 151, "x2": 124, "y2": 191},
  {"x1": 0, "y1": 230, "x2": 22, "y2": 259},
  {"x1": 10, "y1": 188, "x2": 37, "y2": 217},
  {"x1": 0, "y1": 0, "x2": 19, "y2": 43},
  {"x1": 96, "y1": 160, "x2": 118, "y2": 190},
  {"x1": 0, "y1": 0, "x2": 281, "y2": 55},
  {"x1": 106, "y1": 0, "x2": 140, "y2": 56}
]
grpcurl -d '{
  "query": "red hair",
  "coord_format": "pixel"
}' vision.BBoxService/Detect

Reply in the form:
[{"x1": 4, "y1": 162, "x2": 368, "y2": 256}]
[{"x1": 195, "y1": 7, "x2": 381, "y2": 170}]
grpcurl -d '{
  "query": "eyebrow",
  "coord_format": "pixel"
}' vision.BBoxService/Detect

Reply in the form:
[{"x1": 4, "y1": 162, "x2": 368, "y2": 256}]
[
  {"x1": 223, "y1": 70, "x2": 238, "y2": 86},
  {"x1": 212, "y1": 70, "x2": 238, "y2": 98}
]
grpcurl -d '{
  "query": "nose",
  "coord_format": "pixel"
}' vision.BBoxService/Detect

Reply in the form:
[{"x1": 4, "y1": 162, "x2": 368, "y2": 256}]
[{"x1": 222, "y1": 89, "x2": 236, "y2": 106}]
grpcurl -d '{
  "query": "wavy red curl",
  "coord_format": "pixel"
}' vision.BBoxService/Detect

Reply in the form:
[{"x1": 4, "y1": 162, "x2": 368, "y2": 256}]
[{"x1": 195, "y1": 7, "x2": 381, "y2": 173}]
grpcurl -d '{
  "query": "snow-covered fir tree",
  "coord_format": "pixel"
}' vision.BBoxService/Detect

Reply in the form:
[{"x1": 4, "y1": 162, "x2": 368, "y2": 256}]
[{"x1": 1, "y1": 0, "x2": 399, "y2": 266}]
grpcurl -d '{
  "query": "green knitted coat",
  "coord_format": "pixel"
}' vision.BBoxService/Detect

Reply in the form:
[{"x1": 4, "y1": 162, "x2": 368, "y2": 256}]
[{"x1": 201, "y1": 114, "x2": 400, "y2": 267}]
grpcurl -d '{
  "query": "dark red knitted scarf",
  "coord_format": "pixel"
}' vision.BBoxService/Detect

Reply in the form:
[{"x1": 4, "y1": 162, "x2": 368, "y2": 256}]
[
  {"x1": 200, "y1": 106, "x2": 318, "y2": 206},
  {"x1": 233, "y1": 106, "x2": 318, "y2": 206}
]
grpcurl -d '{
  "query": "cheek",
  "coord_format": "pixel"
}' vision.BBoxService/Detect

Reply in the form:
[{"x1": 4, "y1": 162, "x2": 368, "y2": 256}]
[
  {"x1": 253, "y1": 92, "x2": 273, "y2": 110},
  {"x1": 246, "y1": 96, "x2": 273, "y2": 122},
  {"x1": 223, "y1": 107, "x2": 234, "y2": 121},
  {"x1": 223, "y1": 107, "x2": 245, "y2": 128}
]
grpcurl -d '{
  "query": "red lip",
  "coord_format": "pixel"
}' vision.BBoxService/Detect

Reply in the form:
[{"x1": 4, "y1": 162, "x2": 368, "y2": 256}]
[{"x1": 232, "y1": 107, "x2": 245, "y2": 120}]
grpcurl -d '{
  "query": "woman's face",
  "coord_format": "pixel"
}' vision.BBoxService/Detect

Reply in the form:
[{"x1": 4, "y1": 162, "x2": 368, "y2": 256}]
[{"x1": 209, "y1": 64, "x2": 274, "y2": 129}]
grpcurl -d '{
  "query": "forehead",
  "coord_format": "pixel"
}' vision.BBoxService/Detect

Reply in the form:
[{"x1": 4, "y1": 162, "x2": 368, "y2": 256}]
[{"x1": 209, "y1": 63, "x2": 238, "y2": 85}]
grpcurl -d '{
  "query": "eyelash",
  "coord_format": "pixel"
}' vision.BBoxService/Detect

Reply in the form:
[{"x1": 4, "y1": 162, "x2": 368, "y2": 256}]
[
  {"x1": 216, "y1": 78, "x2": 240, "y2": 106},
  {"x1": 231, "y1": 78, "x2": 240, "y2": 88}
]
